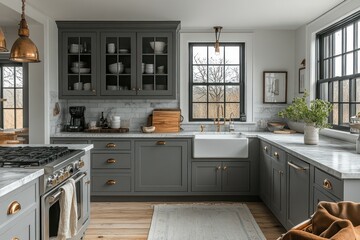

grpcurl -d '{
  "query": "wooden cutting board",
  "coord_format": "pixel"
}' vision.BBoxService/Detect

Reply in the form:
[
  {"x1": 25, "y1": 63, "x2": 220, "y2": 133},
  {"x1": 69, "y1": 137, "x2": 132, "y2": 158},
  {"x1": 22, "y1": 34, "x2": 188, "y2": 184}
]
[
  {"x1": 152, "y1": 109, "x2": 181, "y2": 133},
  {"x1": 273, "y1": 129, "x2": 297, "y2": 134}
]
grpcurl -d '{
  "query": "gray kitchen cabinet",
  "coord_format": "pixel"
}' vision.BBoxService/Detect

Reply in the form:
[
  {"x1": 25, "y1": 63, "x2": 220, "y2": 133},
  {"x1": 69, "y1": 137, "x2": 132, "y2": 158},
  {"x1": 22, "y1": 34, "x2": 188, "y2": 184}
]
[
  {"x1": 286, "y1": 154, "x2": 310, "y2": 229},
  {"x1": 0, "y1": 178, "x2": 39, "y2": 240},
  {"x1": 313, "y1": 186, "x2": 340, "y2": 211},
  {"x1": 259, "y1": 141, "x2": 272, "y2": 207},
  {"x1": 56, "y1": 21, "x2": 180, "y2": 99},
  {"x1": 58, "y1": 31, "x2": 97, "y2": 97},
  {"x1": 191, "y1": 162, "x2": 250, "y2": 192},
  {"x1": 134, "y1": 139, "x2": 188, "y2": 192},
  {"x1": 91, "y1": 139, "x2": 133, "y2": 196},
  {"x1": 259, "y1": 141, "x2": 287, "y2": 227}
]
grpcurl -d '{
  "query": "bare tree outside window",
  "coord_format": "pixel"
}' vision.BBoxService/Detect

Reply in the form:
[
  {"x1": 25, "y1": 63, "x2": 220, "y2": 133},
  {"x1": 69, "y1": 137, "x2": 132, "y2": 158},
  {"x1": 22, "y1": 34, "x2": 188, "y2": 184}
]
[{"x1": 189, "y1": 43, "x2": 245, "y2": 121}]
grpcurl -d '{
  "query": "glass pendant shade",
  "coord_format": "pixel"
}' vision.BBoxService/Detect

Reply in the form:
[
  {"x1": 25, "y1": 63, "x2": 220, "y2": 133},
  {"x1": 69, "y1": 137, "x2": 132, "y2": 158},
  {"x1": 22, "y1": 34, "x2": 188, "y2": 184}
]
[
  {"x1": 10, "y1": 0, "x2": 40, "y2": 63},
  {"x1": 0, "y1": 28, "x2": 8, "y2": 52}
]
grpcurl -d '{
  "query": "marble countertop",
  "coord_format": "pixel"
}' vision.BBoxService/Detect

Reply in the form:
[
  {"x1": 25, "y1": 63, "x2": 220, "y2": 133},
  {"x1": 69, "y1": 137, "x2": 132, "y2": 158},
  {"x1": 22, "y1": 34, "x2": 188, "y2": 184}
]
[
  {"x1": 0, "y1": 168, "x2": 44, "y2": 198},
  {"x1": 248, "y1": 132, "x2": 359, "y2": 179},
  {"x1": 52, "y1": 131, "x2": 360, "y2": 179}
]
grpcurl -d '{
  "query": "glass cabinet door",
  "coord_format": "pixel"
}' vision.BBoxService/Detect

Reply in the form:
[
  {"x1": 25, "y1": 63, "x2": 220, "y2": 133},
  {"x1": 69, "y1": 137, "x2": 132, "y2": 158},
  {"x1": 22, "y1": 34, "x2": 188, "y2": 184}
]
[
  {"x1": 61, "y1": 32, "x2": 97, "y2": 96},
  {"x1": 137, "y1": 32, "x2": 173, "y2": 96},
  {"x1": 100, "y1": 33, "x2": 136, "y2": 96}
]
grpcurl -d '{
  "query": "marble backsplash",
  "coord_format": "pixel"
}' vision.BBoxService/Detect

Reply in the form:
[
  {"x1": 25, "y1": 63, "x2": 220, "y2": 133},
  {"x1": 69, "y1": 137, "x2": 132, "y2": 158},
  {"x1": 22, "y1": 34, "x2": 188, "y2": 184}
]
[{"x1": 50, "y1": 91, "x2": 285, "y2": 134}]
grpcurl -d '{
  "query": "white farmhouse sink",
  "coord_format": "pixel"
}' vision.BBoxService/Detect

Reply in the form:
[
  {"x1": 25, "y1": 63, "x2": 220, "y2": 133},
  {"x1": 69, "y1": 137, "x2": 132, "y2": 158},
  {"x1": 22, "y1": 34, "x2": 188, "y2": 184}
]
[{"x1": 193, "y1": 133, "x2": 248, "y2": 158}]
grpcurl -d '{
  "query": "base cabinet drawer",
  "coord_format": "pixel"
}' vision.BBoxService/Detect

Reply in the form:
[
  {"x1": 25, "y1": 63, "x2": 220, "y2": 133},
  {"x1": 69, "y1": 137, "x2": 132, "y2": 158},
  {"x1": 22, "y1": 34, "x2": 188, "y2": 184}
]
[
  {"x1": 92, "y1": 174, "x2": 131, "y2": 193},
  {"x1": 92, "y1": 153, "x2": 131, "y2": 169},
  {"x1": 92, "y1": 140, "x2": 131, "y2": 150},
  {"x1": 0, "y1": 208, "x2": 36, "y2": 240},
  {"x1": 313, "y1": 186, "x2": 340, "y2": 211},
  {"x1": 314, "y1": 168, "x2": 343, "y2": 199}
]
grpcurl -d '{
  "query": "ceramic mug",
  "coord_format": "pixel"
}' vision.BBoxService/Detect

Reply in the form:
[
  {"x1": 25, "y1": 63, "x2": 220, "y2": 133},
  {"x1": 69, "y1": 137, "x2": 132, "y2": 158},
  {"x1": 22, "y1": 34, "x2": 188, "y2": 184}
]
[
  {"x1": 74, "y1": 82, "x2": 83, "y2": 90},
  {"x1": 89, "y1": 121, "x2": 97, "y2": 129},
  {"x1": 107, "y1": 43, "x2": 115, "y2": 53},
  {"x1": 84, "y1": 83, "x2": 91, "y2": 91}
]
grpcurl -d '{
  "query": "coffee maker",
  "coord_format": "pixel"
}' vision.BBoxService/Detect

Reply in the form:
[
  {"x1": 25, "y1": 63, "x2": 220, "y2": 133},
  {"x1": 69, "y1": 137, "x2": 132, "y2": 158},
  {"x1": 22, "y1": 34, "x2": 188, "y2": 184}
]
[{"x1": 67, "y1": 106, "x2": 86, "y2": 132}]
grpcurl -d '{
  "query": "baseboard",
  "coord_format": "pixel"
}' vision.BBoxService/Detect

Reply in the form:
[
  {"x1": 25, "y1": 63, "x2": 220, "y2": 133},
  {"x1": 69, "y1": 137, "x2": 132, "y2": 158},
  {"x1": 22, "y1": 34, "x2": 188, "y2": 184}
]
[{"x1": 91, "y1": 195, "x2": 261, "y2": 202}]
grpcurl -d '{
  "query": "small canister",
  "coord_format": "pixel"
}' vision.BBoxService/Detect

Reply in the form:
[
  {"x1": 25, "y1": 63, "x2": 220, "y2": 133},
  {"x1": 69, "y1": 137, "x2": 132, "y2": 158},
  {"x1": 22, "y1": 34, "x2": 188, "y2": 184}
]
[{"x1": 350, "y1": 113, "x2": 360, "y2": 134}]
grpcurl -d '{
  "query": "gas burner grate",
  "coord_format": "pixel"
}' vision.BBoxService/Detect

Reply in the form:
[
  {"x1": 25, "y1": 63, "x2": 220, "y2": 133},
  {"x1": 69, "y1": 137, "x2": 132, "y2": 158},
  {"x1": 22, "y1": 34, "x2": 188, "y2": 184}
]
[{"x1": 0, "y1": 146, "x2": 71, "y2": 167}]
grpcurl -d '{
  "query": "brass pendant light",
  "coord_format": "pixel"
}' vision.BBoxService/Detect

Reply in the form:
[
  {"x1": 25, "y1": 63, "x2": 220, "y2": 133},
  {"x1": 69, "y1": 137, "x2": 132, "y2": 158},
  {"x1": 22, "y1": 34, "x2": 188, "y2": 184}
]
[
  {"x1": 214, "y1": 26, "x2": 222, "y2": 55},
  {"x1": 10, "y1": 0, "x2": 40, "y2": 62},
  {"x1": 0, "y1": 27, "x2": 8, "y2": 52}
]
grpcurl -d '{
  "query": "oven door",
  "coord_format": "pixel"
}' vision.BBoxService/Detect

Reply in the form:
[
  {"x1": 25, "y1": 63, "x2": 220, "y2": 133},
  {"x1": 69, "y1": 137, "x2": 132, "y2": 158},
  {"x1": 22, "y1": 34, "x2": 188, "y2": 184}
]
[{"x1": 41, "y1": 171, "x2": 87, "y2": 240}]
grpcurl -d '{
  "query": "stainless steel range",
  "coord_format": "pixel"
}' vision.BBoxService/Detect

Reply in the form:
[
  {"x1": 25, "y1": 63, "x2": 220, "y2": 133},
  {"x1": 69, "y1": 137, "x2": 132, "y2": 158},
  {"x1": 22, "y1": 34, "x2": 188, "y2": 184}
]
[{"x1": 0, "y1": 146, "x2": 90, "y2": 240}]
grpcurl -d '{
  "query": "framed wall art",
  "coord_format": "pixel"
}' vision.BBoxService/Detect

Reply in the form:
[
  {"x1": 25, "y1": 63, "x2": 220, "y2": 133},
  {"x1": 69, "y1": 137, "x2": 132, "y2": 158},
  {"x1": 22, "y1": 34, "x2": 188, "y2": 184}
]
[
  {"x1": 299, "y1": 67, "x2": 305, "y2": 93},
  {"x1": 263, "y1": 71, "x2": 287, "y2": 104}
]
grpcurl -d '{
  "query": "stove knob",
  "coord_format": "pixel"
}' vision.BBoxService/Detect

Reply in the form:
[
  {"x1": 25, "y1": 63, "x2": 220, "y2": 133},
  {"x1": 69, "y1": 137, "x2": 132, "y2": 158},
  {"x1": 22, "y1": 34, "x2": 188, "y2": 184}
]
[
  {"x1": 77, "y1": 159, "x2": 85, "y2": 169},
  {"x1": 63, "y1": 171, "x2": 70, "y2": 178},
  {"x1": 47, "y1": 177, "x2": 57, "y2": 187}
]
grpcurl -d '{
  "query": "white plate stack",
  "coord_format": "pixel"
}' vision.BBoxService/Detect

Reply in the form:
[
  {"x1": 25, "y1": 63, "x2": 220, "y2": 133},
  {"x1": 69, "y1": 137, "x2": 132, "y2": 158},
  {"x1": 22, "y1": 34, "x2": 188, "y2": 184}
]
[
  {"x1": 145, "y1": 64, "x2": 154, "y2": 74},
  {"x1": 111, "y1": 116, "x2": 121, "y2": 129}
]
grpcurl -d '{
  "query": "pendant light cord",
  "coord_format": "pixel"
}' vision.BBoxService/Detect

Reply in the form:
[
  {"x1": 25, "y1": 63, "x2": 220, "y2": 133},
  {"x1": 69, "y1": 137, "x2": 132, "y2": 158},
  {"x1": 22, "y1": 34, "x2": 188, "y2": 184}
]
[{"x1": 21, "y1": 0, "x2": 25, "y2": 20}]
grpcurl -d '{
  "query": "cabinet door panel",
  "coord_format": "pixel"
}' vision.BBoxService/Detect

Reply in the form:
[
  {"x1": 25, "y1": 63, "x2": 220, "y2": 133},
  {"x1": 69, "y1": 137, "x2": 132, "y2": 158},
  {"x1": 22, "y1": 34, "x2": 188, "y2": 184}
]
[
  {"x1": 135, "y1": 140, "x2": 188, "y2": 191},
  {"x1": 287, "y1": 155, "x2": 310, "y2": 229},
  {"x1": 313, "y1": 187, "x2": 340, "y2": 213},
  {"x1": 259, "y1": 143, "x2": 272, "y2": 207},
  {"x1": 192, "y1": 162, "x2": 221, "y2": 192},
  {"x1": 222, "y1": 162, "x2": 250, "y2": 192},
  {"x1": 271, "y1": 160, "x2": 286, "y2": 224}
]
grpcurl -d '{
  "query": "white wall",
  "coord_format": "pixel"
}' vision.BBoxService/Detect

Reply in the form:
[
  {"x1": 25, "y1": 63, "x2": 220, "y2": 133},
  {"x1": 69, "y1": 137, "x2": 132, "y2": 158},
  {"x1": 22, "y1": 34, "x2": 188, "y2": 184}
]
[
  {"x1": 294, "y1": 25, "x2": 306, "y2": 97},
  {"x1": 0, "y1": 1, "x2": 58, "y2": 143}
]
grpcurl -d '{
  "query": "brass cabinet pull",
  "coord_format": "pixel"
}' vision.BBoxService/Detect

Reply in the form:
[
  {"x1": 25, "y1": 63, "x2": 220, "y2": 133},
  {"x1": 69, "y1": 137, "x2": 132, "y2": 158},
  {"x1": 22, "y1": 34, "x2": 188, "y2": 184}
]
[
  {"x1": 273, "y1": 152, "x2": 279, "y2": 158},
  {"x1": 287, "y1": 161, "x2": 306, "y2": 171},
  {"x1": 223, "y1": 166, "x2": 227, "y2": 170},
  {"x1": 264, "y1": 146, "x2": 268, "y2": 151},
  {"x1": 323, "y1": 179, "x2": 333, "y2": 190},
  {"x1": 106, "y1": 143, "x2": 116, "y2": 148},
  {"x1": 106, "y1": 180, "x2": 116, "y2": 185},
  {"x1": 12, "y1": 238, "x2": 19, "y2": 240},
  {"x1": 216, "y1": 166, "x2": 221, "y2": 171},
  {"x1": 106, "y1": 158, "x2": 116, "y2": 164},
  {"x1": 157, "y1": 141, "x2": 166, "y2": 145},
  {"x1": 7, "y1": 201, "x2": 21, "y2": 215}
]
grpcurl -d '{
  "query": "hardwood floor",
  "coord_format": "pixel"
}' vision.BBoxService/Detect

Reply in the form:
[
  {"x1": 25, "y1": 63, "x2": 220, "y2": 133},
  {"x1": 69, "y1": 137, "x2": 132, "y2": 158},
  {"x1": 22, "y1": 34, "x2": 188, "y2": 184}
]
[{"x1": 84, "y1": 201, "x2": 286, "y2": 240}]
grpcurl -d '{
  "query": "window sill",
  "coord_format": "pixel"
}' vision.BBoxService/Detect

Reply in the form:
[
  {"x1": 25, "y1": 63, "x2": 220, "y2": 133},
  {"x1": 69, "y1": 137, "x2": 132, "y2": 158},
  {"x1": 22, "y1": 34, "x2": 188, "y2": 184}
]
[
  {"x1": 320, "y1": 128, "x2": 357, "y2": 143},
  {"x1": 181, "y1": 122, "x2": 257, "y2": 125}
]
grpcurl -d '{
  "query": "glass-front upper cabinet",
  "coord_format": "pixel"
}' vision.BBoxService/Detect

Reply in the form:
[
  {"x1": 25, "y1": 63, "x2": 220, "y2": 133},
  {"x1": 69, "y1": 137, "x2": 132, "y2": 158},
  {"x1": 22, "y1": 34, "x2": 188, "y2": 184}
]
[
  {"x1": 137, "y1": 32, "x2": 173, "y2": 96},
  {"x1": 60, "y1": 32, "x2": 97, "y2": 96},
  {"x1": 100, "y1": 33, "x2": 136, "y2": 96}
]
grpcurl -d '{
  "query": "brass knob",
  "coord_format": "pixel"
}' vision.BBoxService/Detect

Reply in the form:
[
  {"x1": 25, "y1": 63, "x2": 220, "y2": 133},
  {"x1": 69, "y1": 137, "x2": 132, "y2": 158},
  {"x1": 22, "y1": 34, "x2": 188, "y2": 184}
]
[
  {"x1": 106, "y1": 159, "x2": 116, "y2": 164},
  {"x1": 106, "y1": 143, "x2": 116, "y2": 148},
  {"x1": 78, "y1": 159, "x2": 85, "y2": 168},
  {"x1": 106, "y1": 180, "x2": 116, "y2": 185},
  {"x1": 7, "y1": 201, "x2": 21, "y2": 215},
  {"x1": 264, "y1": 146, "x2": 268, "y2": 151},
  {"x1": 216, "y1": 166, "x2": 221, "y2": 171},
  {"x1": 273, "y1": 152, "x2": 279, "y2": 158},
  {"x1": 223, "y1": 166, "x2": 227, "y2": 170},
  {"x1": 12, "y1": 238, "x2": 19, "y2": 240},
  {"x1": 157, "y1": 141, "x2": 166, "y2": 145},
  {"x1": 323, "y1": 179, "x2": 333, "y2": 190}
]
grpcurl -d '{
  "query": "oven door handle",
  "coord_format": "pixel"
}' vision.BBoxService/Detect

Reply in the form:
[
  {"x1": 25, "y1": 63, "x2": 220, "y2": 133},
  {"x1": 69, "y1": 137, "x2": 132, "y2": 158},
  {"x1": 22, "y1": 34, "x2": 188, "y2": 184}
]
[{"x1": 48, "y1": 172, "x2": 87, "y2": 203}]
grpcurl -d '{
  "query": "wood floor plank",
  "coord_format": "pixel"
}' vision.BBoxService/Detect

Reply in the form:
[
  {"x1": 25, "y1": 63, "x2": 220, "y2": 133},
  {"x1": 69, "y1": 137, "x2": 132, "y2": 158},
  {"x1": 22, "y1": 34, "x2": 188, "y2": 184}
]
[{"x1": 84, "y1": 201, "x2": 286, "y2": 240}]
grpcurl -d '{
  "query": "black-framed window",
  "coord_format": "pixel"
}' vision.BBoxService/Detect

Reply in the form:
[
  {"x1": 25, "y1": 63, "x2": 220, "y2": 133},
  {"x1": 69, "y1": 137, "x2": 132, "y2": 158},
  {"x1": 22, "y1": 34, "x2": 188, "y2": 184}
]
[
  {"x1": 316, "y1": 11, "x2": 360, "y2": 131},
  {"x1": 0, "y1": 54, "x2": 28, "y2": 129},
  {"x1": 189, "y1": 43, "x2": 246, "y2": 121}
]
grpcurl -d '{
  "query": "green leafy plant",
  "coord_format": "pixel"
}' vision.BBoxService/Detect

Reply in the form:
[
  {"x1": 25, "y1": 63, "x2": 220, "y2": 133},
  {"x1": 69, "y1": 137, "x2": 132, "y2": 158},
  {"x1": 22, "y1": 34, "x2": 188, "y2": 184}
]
[{"x1": 278, "y1": 91, "x2": 333, "y2": 129}]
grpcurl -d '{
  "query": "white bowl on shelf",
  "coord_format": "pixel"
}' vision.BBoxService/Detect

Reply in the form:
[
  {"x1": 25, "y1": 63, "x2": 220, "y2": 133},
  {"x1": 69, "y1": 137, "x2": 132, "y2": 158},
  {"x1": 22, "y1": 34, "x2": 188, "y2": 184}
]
[
  {"x1": 108, "y1": 62, "x2": 124, "y2": 74},
  {"x1": 71, "y1": 67, "x2": 90, "y2": 74},
  {"x1": 107, "y1": 85, "x2": 118, "y2": 90},
  {"x1": 72, "y1": 61, "x2": 86, "y2": 68},
  {"x1": 149, "y1": 41, "x2": 166, "y2": 53}
]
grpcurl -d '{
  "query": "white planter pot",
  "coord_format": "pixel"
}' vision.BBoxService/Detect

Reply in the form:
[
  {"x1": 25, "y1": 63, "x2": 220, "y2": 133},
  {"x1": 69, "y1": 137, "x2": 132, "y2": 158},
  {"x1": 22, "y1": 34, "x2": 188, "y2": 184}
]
[{"x1": 304, "y1": 123, "x2": 319, "y2": 145}]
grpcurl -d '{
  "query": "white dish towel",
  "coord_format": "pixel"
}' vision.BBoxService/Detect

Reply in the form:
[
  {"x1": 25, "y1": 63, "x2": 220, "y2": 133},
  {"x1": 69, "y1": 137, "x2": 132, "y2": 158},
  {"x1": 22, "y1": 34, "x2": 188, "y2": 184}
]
[{"x1": 57, "y1": 178, "x2": 78, "y2": 240}]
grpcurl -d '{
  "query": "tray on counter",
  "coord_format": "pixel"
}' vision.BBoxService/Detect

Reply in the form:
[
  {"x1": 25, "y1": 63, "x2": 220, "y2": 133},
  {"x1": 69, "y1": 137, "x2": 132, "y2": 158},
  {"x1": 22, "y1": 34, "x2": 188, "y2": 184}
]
[{"x1": 84, "y1": 128, "x2": 129, "y2": 133}]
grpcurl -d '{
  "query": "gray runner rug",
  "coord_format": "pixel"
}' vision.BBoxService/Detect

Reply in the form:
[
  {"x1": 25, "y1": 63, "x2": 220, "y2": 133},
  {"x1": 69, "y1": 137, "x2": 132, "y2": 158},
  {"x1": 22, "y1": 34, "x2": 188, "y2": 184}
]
[{"x1": 147, "y1": 203, "x2": 266, "y2": 240}]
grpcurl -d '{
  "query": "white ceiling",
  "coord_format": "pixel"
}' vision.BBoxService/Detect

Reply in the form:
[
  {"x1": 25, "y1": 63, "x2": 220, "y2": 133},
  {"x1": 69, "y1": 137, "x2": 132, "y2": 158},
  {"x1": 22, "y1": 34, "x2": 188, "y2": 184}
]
[{"x1": 1, "y1": 0, "x2": 346, "y2": 30}]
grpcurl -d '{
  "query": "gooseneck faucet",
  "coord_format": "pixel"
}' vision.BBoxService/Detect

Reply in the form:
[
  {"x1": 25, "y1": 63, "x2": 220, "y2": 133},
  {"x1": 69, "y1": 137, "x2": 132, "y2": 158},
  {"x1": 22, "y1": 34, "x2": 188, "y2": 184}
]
[{"x1": 214, "y1": 105, "x2": 226, "y2": 132}]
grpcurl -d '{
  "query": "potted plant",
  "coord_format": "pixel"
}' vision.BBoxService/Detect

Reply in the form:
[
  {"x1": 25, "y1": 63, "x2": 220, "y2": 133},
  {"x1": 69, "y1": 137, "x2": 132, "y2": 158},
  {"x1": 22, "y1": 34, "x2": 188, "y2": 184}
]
[{"x1": 278, "y1": 91, "x2": 333, "y2": 145}]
